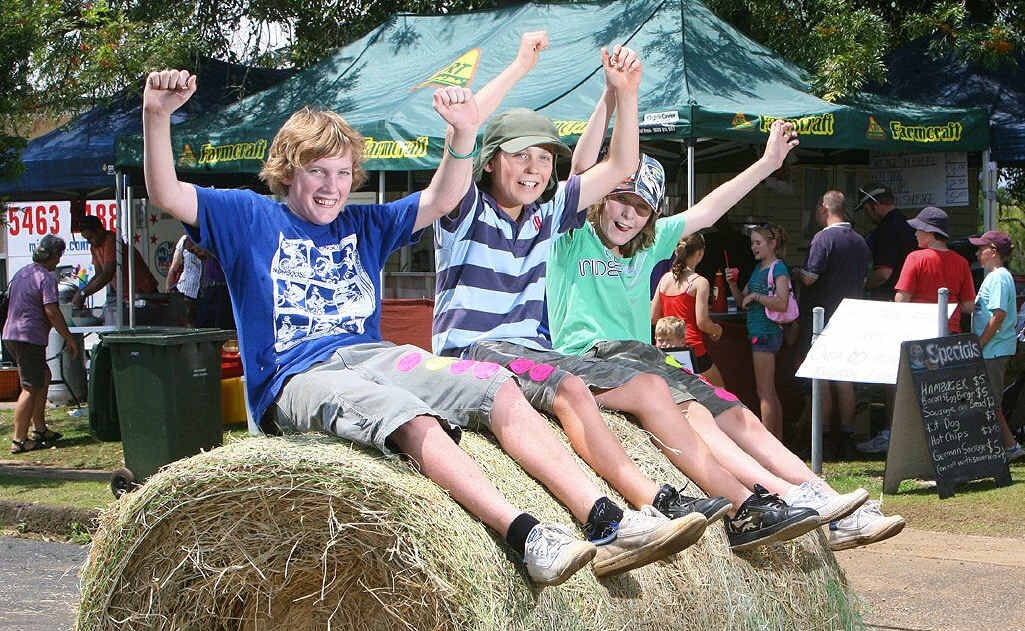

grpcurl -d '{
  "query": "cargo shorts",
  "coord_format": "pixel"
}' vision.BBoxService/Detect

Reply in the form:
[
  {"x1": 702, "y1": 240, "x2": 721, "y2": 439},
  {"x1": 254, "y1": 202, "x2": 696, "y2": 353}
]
[
  {"x1": 583, "y1": 340, "x2": 742, "y2": 418},
  {"x1": 465, "y1": 340, "x2": 698, "y2": 414},
  {"x1": 269, "y1": 342, "x2": 510, "y2": 456}
]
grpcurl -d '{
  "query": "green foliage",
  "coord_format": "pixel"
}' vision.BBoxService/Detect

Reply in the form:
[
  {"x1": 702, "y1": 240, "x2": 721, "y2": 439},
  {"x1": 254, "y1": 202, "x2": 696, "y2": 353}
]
[
  {"x1": 0, "y1": 0, "x2": 47, "y2": 181},
  {"x1": 707, "y1": 0, "x2": 1025, "y2": 100}
]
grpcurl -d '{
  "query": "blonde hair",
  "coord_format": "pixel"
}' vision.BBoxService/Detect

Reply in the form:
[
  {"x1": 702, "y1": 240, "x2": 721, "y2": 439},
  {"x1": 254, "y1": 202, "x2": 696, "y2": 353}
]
[
  {"x1": 587, "y1": 197, "x2": 657, "y2": 258},
  {"x1": 259, "y1": 107, "x2": 367, "y2": 196},
  {"x1": 752, "y1": 223, "x2": 787, "y2": 258},
  {"x1": 655, "y1": 316, "x2": 687, "y2": 343}
]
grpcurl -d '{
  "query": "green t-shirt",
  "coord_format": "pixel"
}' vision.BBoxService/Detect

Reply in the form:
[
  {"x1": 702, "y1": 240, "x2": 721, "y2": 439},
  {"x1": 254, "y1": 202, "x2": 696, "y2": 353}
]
[{"x1": 548, "y1": 212, "x2": 686, "y2": 355}]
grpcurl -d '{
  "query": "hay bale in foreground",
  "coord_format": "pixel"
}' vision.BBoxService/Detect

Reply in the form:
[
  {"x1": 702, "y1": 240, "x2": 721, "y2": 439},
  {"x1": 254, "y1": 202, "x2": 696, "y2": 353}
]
[{"x1": 76, "y1": 412, "x2": 863, "y2": 631}]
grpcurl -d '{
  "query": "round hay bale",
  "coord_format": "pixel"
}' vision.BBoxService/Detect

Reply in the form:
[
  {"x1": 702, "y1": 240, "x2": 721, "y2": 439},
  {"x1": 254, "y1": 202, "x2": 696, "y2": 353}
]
[{"x1": 76, "y1": 412, "x2": 863, "y2": 631}]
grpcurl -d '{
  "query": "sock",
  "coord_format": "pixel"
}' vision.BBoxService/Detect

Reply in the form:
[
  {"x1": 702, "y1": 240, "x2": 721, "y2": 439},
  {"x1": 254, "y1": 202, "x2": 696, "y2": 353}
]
[
  {"x1": 585, "y1": 496, "x2": 624, "y2": 543},
  {"x1": 506, "y1": 512, "x2": 540, "y2": 557}
]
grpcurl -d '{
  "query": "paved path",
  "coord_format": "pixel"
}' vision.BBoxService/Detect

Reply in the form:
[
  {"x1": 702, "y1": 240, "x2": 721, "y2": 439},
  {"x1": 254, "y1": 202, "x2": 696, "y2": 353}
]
[
  {"x1": 0, "y1": 536, "x2": 86, "y2": 631},
  {"x1": 837, "y1": 528, "x2": 1025, "y2": 631}
]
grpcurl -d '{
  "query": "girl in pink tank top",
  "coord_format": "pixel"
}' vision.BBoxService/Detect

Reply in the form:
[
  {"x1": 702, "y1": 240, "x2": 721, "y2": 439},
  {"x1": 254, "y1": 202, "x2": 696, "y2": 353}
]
[{"x1": 651, "y1": 233, "x2": 725, "y2": 386}]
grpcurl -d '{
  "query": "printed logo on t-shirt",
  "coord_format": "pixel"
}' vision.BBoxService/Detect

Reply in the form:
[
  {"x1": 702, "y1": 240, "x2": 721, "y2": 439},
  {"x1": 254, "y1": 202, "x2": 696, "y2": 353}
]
[{"x1": 271, "y1": 233, "x2": 374, "y2": 352}]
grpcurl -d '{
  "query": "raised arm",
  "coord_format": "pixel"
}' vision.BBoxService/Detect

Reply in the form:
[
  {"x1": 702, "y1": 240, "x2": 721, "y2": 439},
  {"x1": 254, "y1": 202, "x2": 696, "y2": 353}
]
[
  {"x1": 474, "y1": 31, "x2": 548, "y2": 123},
  {"x1": 575, "y1": 46, "x2": 642, "y2": 211},
  {"x1": 570, "y1": 85, "x2": 615, "y2": 175},
  {"x1": 416, "y1": 33, "x2": 548, "y2": 230},
  {"x1": 680, "y1": 119, "x2": 798, "y2": 233},
  {"x1": 143, "y1": 70, "x2": 199, "y2": 226},
  {"x1": 414, "y1": 88, "x2": 481, "y2": 231}
]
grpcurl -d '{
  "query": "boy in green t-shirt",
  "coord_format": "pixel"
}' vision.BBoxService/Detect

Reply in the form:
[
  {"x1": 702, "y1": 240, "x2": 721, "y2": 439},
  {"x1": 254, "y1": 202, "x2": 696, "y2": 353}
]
[{"x1": 545, "y1": 93, "x2": 906, "y2": 552}]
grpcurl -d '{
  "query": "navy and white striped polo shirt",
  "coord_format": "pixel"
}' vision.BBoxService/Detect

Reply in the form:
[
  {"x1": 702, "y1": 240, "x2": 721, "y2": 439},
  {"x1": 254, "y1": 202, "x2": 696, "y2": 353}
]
[{"x1": 432, "y1": 176, "x2": 583, "y2": 357}]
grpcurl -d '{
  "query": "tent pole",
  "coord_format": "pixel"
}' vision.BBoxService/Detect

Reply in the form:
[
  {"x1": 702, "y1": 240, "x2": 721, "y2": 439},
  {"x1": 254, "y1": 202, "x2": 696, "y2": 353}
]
[
  {"x1": 114, "y1": 172, "x2": 124, "y2": 328},
  {"x1": 126, "y1": 176, "x2": 136, "y2": 329},
  {"x1": 982, "y1": 148, "x2": 997, "y2": 231},
  {"x1": 687, "y1": 139, "x2": 695, "y2": 208},
  {"x1": 378, "y1": 171, "x2": 386, "y2": 292}
]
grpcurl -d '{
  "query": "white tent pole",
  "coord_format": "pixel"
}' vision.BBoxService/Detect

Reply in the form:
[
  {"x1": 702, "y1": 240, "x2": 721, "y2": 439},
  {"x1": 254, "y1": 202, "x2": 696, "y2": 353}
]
[
  {"x1": 687, "y1": 140, "x2": 695, "y2": 208},
  {"x1": 982, "y1": 148, "x2": 997, "y2": 231},
  {"x1": 114, "y1": 172, "x2": 124, "y2": 328},
  {"x1": 126, "y1": 177, "x2": 136, "y2": 329}
]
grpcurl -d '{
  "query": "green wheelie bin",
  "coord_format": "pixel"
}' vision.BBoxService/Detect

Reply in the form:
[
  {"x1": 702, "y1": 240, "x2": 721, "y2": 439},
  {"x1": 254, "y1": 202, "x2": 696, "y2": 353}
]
[
  {"x1": 102, "y1": 328, "x2": 234, "y2": 496},
  {"x1": 88, "y1": 338, "x2": 121, "y2": 442}
]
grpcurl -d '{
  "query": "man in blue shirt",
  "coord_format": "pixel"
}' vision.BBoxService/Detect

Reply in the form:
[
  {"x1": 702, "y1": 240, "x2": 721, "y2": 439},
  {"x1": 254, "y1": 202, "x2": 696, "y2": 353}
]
[{"x1": 794, "y1": 190, "x2": 871, "y2": 450}]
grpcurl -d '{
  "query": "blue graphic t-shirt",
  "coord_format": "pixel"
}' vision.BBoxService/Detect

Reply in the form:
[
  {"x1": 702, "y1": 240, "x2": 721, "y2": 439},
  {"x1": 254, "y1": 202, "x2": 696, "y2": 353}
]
[{"x1": 188, "y1": 186, "x2": 421, "y2": 424}]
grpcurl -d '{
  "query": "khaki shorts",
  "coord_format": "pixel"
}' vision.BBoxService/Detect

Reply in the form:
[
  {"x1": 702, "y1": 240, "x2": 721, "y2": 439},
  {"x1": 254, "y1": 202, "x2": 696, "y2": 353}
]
[{"x1": 269, "y1": 342, "x2": 511, "y2": 456}]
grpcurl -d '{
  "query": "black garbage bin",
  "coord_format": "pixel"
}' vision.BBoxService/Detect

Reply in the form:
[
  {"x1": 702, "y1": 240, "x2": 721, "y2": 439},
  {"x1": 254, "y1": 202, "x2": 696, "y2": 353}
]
[{"x1": 102, "y1": 328, "x2": 233, "y2": 495}]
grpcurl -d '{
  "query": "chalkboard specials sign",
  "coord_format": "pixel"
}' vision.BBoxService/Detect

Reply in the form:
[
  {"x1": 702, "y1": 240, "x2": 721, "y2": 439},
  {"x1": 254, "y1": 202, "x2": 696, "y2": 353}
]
[{"x1": 883, "y1": 334, "x2": 1011, "y2": 498}]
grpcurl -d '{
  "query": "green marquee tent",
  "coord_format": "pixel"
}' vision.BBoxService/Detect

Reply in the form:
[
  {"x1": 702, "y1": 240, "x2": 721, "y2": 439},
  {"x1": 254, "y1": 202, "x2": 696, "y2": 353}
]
[{"x1": 116, "y1": 0, "x2": 989, "y2": 174}]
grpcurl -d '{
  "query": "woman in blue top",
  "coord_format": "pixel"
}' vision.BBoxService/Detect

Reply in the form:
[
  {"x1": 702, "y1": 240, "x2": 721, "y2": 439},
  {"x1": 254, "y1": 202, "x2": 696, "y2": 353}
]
[{"x1": 726, "y1": 223, "x2": 790, "y2": 439}]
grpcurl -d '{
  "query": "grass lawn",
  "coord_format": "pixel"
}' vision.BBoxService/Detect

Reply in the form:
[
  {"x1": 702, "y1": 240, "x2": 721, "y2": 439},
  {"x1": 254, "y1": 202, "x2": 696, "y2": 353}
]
[
  {"x1": 1, "y1": 406, "x2": 124, "y2": 470},
  {"x1": 1, "y1": 405, "x2": 251, "y2": 470},
  {"x1": 0, "y1": 474, "x2": 112, "y2": 510},
  {"x1": 823, "y1": 458, "x2": 1025, "y2": 538}
]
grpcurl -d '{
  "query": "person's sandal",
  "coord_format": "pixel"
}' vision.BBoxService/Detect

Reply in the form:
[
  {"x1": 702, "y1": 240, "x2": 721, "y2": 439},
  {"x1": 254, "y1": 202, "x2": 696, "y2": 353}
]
[
  {"x1": 30, "y1": 428, "x2": 62, "y2": 443},
  {"x1": 10, "y1": 438, "x2": 45, "y2": 454}
]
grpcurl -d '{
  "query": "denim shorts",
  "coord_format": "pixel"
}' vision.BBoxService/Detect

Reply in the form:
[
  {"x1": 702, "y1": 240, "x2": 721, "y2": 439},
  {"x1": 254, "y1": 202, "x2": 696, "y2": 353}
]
[
  {"x1": 750, "y1": 332, "x2": 783, "y2": 353},
  {"x1": 269, "y1": 342, "x2": 510, "y2": 456},
  {"x1": 466, "y1": 340, "x2": 697, "y2": 414}
]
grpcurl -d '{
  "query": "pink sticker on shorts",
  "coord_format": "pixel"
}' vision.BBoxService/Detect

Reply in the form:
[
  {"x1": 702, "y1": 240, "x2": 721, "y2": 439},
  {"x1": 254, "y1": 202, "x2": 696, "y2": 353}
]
[
  {"x1": 472, "y1": 362, "x2": 502, "y2": 379},
  {"x1": 396, "y1": 351, "x2": 423, "y2": 373},
  {"x1": 714, "y1": 387, "x2": 740, "y2": 402},
  {"x1": 450, "y1": 359, "x2": 475, "y2": 375},
  {"x1": 528, "y1": 363, "x2": 556, "y2": 381},
  {"x1": 508, "y1": 358, "x2": 536, "y2": 375}
]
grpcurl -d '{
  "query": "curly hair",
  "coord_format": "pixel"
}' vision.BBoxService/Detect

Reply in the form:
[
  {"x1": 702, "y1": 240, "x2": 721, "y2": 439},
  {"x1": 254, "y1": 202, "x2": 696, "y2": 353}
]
[
  {"x1": 671, "y1": 233, "x2": 705, "y2": 283},
  {"x1": 259, "y1": 107, "x2": 367, "y2": 197}
]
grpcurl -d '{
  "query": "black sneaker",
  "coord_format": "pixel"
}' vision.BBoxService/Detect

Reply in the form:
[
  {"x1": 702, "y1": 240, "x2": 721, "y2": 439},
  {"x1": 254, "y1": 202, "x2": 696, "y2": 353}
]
[
  {"x1": 653, "y1": 484, "x2": 733, "y2": 523},
  {"x1": 726, "y1": 484, "x2": 821, "y2": 552}
]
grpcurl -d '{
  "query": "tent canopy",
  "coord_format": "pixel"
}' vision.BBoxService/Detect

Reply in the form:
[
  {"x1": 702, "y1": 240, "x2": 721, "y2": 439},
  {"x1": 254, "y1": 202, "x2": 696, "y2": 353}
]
[
  {"x1": 1, "y1": 59, "x2": 291, "y2": 197},
  {"x1": 869, "y1": 38, "x2": 1025, "y2": 166},
  {"x1": 115, "y1": 0, "x2": 989, "y2": 174}
]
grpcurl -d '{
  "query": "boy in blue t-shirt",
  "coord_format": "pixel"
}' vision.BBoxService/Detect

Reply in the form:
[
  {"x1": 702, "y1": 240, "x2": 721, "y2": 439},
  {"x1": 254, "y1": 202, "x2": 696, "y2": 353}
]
[
  {"x1": 970, "y1": 230, "x2": 1024, "y2": 461},
  {"x1": 138, "y1": 35, "x2": 689, "y2": 585}
]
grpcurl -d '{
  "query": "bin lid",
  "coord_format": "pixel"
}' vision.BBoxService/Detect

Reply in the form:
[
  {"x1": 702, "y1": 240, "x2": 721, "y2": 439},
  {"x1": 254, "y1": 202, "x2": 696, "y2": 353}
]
[{"x1": 100, "y1": 327, "x2": 235, "y2": 346}]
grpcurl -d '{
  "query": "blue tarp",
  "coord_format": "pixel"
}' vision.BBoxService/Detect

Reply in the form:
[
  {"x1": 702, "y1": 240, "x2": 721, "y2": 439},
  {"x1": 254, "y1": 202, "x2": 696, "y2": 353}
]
[
  {"x1": 0, "y1": 59, "x2": 292, "y2": 196},
  {"x1": 871, "y1": 39, "x2": 1025, "y2": 165}
]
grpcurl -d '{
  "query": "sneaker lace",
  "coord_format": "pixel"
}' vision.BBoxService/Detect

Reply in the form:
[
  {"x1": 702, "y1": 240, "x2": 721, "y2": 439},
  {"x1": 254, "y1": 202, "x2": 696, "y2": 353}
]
[
  {"x1": 751, "y1": 484, "x2": 786, "y2": 508},
  {"x1": 527, "y1": 523, "x2": 574, "y2": 562}
]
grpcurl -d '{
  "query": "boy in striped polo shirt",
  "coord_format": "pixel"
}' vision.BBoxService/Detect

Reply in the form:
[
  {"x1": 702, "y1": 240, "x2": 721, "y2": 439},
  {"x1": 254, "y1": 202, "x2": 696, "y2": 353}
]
[{"x1": 433, "y1": 45, "x2": 832, "y2": 551}]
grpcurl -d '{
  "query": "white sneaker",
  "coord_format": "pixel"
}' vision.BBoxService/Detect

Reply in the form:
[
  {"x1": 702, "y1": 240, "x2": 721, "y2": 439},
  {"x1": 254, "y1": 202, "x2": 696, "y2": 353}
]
[
  {"x1": 591, "y1": 505, "x2": 707, "y2": 578},
  {"x1": 828, "y1": 500, "x2": 906, "y2": 551},
  {"x1": 1006, "y1": 443, "x2": 1025, "y2": 463},
  {"x1": 523, "y1": 523, "x2": 597, "y2": 586},
  {"x1": 784, "y1": 480, "x2": 869, "y2": 525},
  {"x1": 856, "y1": 430, "x2": 890, "y2": 454}
]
